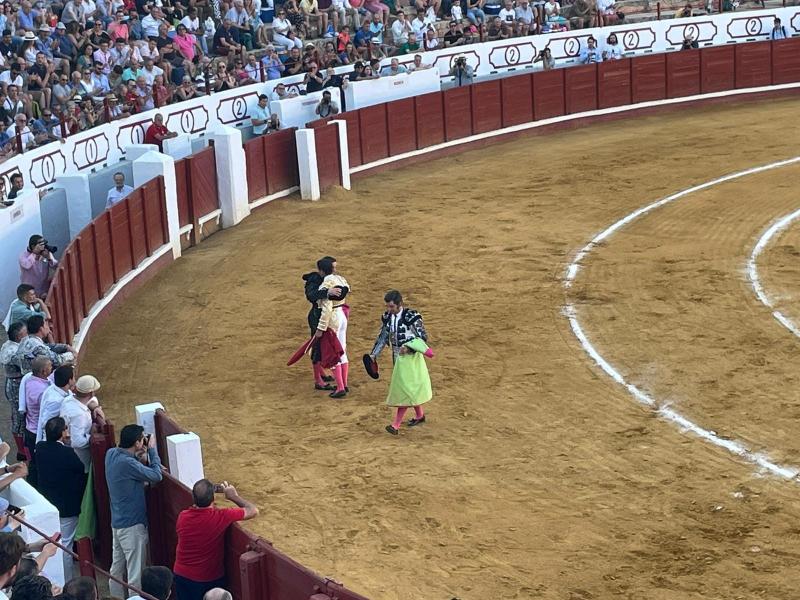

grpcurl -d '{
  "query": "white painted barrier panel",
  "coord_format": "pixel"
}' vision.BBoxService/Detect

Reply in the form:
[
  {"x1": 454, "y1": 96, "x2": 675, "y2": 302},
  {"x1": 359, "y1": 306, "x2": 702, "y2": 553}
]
[
  {"x1": 135, "y1": 402, "x2": 165, "y2": 436},
  {"x1": 0, "y1": 191, "x2": 42, "y2": 318},
  {"x1": 0, "y1": 468, "x2": 65, "y2": 587},
  {"x1": 344, "y1": 68, "x2": 441, "y2": 110},
  {"x1": 162, "y1": 135, "x2": 194, "y2": 161},
  {"x1": 270, "y1": 90, "x2": 338, "y2": 129},
  {"x1": 295, "y1": 128, "x2": 320, "y2": 201},
  {"x1": 166, "y1": 433, "x2": 204, "y2": 489}
]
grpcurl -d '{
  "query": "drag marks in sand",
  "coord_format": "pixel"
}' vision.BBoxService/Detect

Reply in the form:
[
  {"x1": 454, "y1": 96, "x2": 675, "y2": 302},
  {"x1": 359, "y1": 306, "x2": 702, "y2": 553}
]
[{"x1": 564, "y1": 156, "x2": 800, "y2": 481}]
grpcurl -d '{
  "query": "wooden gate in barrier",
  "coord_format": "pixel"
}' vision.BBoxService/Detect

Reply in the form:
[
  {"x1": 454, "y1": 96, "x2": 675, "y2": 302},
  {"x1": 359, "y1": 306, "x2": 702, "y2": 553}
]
[
  {"x1": 174, "y1": 145, "x2": 221, "y2": 246},
  {"x1": 243, "y1": 128, "x2": 300, "y2": 204}
]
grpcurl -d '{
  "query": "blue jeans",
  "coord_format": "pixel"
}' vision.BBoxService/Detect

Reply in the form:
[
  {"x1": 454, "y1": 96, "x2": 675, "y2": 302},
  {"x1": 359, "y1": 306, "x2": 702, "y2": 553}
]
[{"x1": 467, "y1": 7, "x2": 486, "y2": 23}]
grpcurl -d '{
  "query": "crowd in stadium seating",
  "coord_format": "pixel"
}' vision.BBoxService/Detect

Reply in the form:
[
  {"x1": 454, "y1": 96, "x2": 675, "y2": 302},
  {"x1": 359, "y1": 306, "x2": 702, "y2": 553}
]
[
  {"x1": 0, "y1": 237, "x2": 259, "y2": 599},
  {"x1": 1, "y1": 0, "x2": 779, "y2": 159}
]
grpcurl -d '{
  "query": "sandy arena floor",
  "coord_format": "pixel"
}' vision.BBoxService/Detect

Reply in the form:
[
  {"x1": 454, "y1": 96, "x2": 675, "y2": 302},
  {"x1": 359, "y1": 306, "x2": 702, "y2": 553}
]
[{"x1": 83, "y1": 96, "x2": 800, "y2": 600}]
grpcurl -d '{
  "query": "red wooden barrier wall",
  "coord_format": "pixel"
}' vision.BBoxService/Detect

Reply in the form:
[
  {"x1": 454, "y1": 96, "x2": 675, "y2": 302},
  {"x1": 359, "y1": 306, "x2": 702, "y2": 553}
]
[
  {"x1": 174, "y1": 159, "x2": 191, "y2": 229},
  {"x1": 337, "y1": 111, "x2": 363, "y2": 167},
  {"x1": 666, "y1": 49, "x2": 701, "y2": 98},
  {"x1": 315, "y1": 123, "x2": 342, "y2": 190},
  {"x1": 174, "y1": 146, "x2": 221, "y2": 244},
  {"x1": 598, "y1": 59, "x2": 632, "y2": 109},
  {"x1": 359, "y1": 104, "x2": 389, "y2": 163},
  {"x1": 189, "y1": 146, "x2": 219, "y2": 218},
  {"x1": 501, "y1": 74, "x2": 533, "y2": 127},
  {"x1": 471, "y1": 80, "x2": 502, "y2": 134},
  {"x1": 565, "y1": 64, "x2": 598, "y2": 114},
  {"x1": 386, "y1": 98, "x2": 417, "y2": 155},
  {"x1": 771, "y1": 38, "x2": 800, "y2": 84},
  {"x1": 89, "y1": 423, "x2": 116, "y2": 568},
  {"x1": 414, "y1": 92, "x2": 445, "y2": 148},
  {"x1": 443, "y1": 87, "x2": 472, "y2": 141},
  {"x1": 532, "y1": 69, "x2": 565, "y2": 120},
  {"x1": 631, "y1": 54, "x2": 666, "y2": 103},
  {"x1": 735, "y1": 41, "x2": 772, "y2": 89},
  {"x1": 700, "y1": 45, "x2": 735, "y2": 93},
  {"x1": 266, "y1": 128, "x2": 301, "y2": 195},
  {"x1": 243, "y1": 128, "x2": 300, "y2": 202},
  {"x1": 244, "y1": 135, "x2": 267, "y2": 201},
  {"x1": 46, "y1": 178, "x2": 168, "y2": 343}
]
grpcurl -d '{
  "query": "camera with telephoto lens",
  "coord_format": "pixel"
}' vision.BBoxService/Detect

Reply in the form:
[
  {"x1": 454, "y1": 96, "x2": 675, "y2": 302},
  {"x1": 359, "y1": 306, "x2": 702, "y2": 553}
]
[
  {"x1": 455, "y1": 56, "x2": 467, "y2": 67},
  {"x1": 41, "y1": 239, "x2": 57, "y2": 254}
]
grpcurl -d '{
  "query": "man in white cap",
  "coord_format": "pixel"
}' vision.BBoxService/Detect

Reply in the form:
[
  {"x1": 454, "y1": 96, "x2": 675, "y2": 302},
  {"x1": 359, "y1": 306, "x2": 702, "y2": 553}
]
[{"x1": 59, "y1": 374, "x2": 105, "y2": 472}]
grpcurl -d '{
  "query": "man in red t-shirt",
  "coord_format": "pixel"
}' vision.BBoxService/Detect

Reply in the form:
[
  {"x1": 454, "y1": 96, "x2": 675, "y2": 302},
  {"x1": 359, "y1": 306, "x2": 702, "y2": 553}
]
[
  {"x1": 143, "y1": 113, "x2": 178, "y2": 151},
  {"x1": 173, "y1": 479, "x2": 259, "y2": 600}
]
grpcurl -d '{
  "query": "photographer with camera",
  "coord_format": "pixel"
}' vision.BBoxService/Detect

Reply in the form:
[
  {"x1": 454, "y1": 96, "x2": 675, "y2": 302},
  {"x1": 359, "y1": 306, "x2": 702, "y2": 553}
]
[
  {"x1": 19, "y1": 235, "x2": 58, "y2": 300},
  {"x1": 173, "y1": 479, "x2": 258, "y2": 600},
  {"x1": 449, "y1": 55, "x2": 474, "y2": 87},
  {"x1": 105, "y1": 424, "x2": 163, "y2": 600},
  {"x1": 315, "y1": 90, "x2": 340, "y2": 118}
]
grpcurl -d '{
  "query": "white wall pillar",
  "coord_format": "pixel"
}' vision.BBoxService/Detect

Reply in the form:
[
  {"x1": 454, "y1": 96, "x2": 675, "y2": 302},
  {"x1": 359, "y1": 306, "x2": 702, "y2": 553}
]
[
  {"x1": 330, "y1": 120, "x2": 351, "y2": 191},
  {"x1": 162, "y1": 135, "x2": 193, "y2": 161},
  {"x1": 166, "y1": 433, "x2": 205, "y2": 488},
  {"x1": 135, "y1": 402, "x2": 165, "y2": 436},
  {"x1": 1, "y1": 468, "x2": 64, "y2": 587},
  {"x1": 132, "y1": 151, "x2": 181, "y2": 260},
  {"x1": 124, "y1": 144, "x2": 159, "y2": 162},
  {"x1": 295, "y1": 128, "x2": 320, "y2": 201},
  {"x1": 54, "y1": 174, "x2": 92, "y2": 238},
  {"x1": 210, "y1": 126, "x2": 251, "y2": 227}
]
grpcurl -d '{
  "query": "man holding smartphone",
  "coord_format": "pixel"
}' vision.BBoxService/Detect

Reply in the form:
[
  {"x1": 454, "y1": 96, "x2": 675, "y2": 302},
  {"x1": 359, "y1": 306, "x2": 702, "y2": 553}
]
[{"x1": 173, "y1": 479, "x2": 258, "y2": 600}]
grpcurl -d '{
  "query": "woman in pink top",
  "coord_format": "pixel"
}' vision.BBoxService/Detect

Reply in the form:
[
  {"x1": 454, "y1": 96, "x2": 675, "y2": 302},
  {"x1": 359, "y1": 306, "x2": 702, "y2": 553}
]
[
  {"x1": 108, "y1": 11, "x2": 130, "y2": 41},
  {"x1": 173, "y1": 24, "x2": 198, "y2": 62},
  {"x1": 19, "y1": 235, "x2": 57, "y2": 299}
]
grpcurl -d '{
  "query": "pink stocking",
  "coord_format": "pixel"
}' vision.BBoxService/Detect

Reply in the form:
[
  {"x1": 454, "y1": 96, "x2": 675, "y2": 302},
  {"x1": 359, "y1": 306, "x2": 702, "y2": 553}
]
[
  {"x1": 312, "y1": 363, "x2": 325, "y2": 386},
  {"x1": 392, "y1": 407, "x2": 409, "y2": 429},
  {"x1": 341, "y1": 363, "x2": 349, "y2": 388},
  {"x1": 332, "y1": 364, "x2": 345, "y2": 392},
  {"x1": 413, "y1": 405, "x2": 424, "y2": 419}
]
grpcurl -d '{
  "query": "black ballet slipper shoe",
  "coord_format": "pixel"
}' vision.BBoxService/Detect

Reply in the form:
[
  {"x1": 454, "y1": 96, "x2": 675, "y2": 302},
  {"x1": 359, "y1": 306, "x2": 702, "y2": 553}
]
[
  {"x1": 407, "y1": 416, "x2": 426, "y2": 427},
  {"x1": 385, "y1": 425, "x2": 399, "y2": 435},
  {"x1": 322, "y1": 375, "x2": 334, "y2": 382},
  {"x1": 315, "y1": 383, "x2": 335, "y2": 391},
  {"x1": 329, "y1": 389, "x2": 347, "y2": 398}
]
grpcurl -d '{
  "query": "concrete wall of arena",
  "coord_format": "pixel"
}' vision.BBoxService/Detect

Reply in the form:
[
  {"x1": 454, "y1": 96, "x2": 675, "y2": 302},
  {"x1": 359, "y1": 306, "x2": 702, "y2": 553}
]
[{"x1": 30, "y1": 35, "x2": 800, "y2": 600}]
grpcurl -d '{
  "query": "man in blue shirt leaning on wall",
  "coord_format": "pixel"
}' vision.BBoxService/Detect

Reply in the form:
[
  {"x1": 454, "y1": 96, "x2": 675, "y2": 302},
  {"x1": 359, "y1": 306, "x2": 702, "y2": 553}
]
[{"x1": 105, "y1": 424, "x2": 163, "y2": 600}]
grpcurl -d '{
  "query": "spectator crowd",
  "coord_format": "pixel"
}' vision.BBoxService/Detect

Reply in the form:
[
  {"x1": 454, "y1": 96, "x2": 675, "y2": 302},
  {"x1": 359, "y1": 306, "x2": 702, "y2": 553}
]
[
  {"x1": 0, "y1": 236, "x2": 260, "y2": 600},
  {"x1": 0, "y1": 0, "x2": 782, "y2": 162}
]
